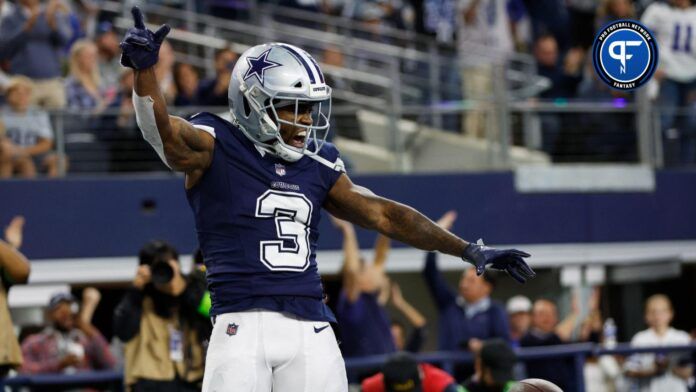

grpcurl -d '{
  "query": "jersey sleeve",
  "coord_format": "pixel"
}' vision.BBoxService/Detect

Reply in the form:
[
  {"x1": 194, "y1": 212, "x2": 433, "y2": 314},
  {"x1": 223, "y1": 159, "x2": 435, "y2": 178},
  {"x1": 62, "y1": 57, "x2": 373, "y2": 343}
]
[
  {"x1": 314, "y1": 141, "x2": 346, "y2": 189},
  {"x1": 187, "y1": 112, "x2": 220, "y2": 139}
]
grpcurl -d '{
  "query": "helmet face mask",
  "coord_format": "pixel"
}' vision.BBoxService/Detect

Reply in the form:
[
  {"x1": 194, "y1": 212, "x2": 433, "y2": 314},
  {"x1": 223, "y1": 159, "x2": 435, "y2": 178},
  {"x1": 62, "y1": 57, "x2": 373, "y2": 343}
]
[
  {"x1": 229, "y1": 43, "x2": 332, "y2": 162},
  {"x1": 267, "y1": 96, "x2": 331, "y2": 159}
]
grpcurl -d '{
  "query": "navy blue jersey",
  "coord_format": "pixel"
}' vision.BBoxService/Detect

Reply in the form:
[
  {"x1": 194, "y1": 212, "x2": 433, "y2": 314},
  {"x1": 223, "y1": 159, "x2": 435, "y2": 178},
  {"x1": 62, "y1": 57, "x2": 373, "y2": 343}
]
[{"x1": 186, "y1": 112, "x2": 344, "y2": 322}]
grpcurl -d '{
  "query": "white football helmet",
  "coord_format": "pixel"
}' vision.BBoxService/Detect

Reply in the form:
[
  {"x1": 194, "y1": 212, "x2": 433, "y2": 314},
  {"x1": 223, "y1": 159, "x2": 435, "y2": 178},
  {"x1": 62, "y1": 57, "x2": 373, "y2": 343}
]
[{"x1": 228, "y1": 43, "x2": 332, "y2": 162}]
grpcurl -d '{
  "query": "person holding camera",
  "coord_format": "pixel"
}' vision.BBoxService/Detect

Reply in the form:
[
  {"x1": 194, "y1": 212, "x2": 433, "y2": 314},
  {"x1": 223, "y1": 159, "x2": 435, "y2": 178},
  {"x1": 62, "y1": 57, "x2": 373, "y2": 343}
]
[{"x1": 113, "y1": 240, "x2": 211, "y2": 392}]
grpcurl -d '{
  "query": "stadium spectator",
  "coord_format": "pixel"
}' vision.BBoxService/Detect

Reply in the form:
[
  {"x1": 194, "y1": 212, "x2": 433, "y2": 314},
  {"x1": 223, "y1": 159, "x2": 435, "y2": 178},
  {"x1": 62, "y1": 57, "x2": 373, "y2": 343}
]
[
  {"x1": 534, "y1": 34, "x2": 584, "y2": 100},
  {"x1": 390, "y1": 282, "x2": 427, "y2": 352},
  {"x1": 567, "y1": 0, "x2": 599, "y2": 50},
  {"x1": 578, "y1": 287, "x2": 603, "y2": 343},
  {"x1": 0, "y1": 0, "x2": 71, "y2": 109},
  {"x1": 20, "y1": 290, "x2": 115, "y2": 374},
  {"x1": 174, "y1": 63, "x2": 200, "y2": 107},
  {"x1": 0, "y1": 76, "x2": 63, "y2": 178},
  {"x1": 155, "y1": 40, "x2": 177, "y2": 103},
  {"x1": 462, "y1": 339, "x2": 517, "y2": 392},
  {"x1": 322, "y1": 46, "x2": 362, "y2": 140},
  {"x1": 457, "y1": 0, "x2": 514, "y2": 138},
  {"x1": 641, "y1": 0, "x2": 696, "y2": 166},
  {"x1": 521, "y1": 0, "x2": 569, "y2": 52},
  {"x1": 342, "y1": 1, "x2": 389, "y2": 35},
  {"x1": 98, "y1": 69, "x2": 165, "y2": 172},
  {"x1": 361, "y1": 351, "x2": 461, "y2": 392},
  {"x1": 322, "y1": 46, "x2": 352, "y2": 92},
  {"x1": 624, "y1": 294, "x2": 692, "y2": 392},
  {"x1": 65, "y1": 39, "x2": 106, "y2": 111},
  {"x1": 196, "y1": 47, "x2": 237, "y2": 107},
  {"x1": 333, "y1": 216, "x2": 395, "y2": 357},
  {"x1": 506, "y1": 295, "x2": 532, "y2": 348},
  {"x1": 0, "y1": 121, "x2": 9, "y2": 172},
  {"x1": 113, "y1": 240, "x2": 210, "y2": 391},
  {"x1": 0, "y1": 0, "x2": 16, "y2": 21},
  {"x1": 67, "y1": 0, "x2": 99, "y2": 39},
  {"x1": 95, "y1": 21, "x2": 122, "y2": 97},
  {"x1": 595, "y1": 0, "x2": 635, "y2": 29},
  {"x1": 204, "y1": 0, "x2": 251, "y2": 21},
  {"x1": 520, "y1": 299, "x2": 579, "y2": 392},
  {"x1": 422, "y1": 211, "x2": 510, "y2": 353},
  {"x1": 103, "y1": 69, "x2": 136, "y2": 132},
  {"x1": 0, "y1": 216, "x2": 30, "y2": 378},
  {"x1": 533, "y1": 33, "x2": 585, "y2": 156},
  {"x1": 412, "y1": 0, "x2": 455, "y2": 42}
]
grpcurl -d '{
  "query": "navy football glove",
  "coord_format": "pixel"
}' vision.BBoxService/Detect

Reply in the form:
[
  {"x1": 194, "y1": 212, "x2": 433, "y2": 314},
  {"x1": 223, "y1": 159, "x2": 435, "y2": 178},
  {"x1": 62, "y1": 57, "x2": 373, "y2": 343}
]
[
  {"x1": 120, "y1": 6, "x2": 171, "y2": 70},
  {"x1": 462, "y1": 241, "x2": 535, "y2": 284}
]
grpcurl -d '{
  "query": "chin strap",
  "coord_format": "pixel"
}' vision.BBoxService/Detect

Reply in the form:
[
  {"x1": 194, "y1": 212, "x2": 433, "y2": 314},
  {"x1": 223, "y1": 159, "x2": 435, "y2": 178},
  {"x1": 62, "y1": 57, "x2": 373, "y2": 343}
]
[{"x1": 308, "y1": 153, "x2": 345, "y2": 172}]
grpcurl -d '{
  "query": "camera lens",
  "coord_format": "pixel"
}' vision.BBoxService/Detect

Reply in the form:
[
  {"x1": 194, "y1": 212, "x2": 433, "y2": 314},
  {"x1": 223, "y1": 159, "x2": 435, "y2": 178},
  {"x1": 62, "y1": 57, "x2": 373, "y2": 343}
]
[{"x1": 151, "y1": 261, "x2": 174, "y2": 285}]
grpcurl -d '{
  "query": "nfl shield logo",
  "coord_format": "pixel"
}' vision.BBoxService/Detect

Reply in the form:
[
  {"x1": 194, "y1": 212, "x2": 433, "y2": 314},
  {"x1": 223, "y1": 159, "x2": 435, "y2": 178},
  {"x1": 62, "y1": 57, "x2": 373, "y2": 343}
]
[
  {"x1": 226, "y1": 323, "x2": 238, "y2": 336},
  {"x1": 275, "y1": 163, "x2": 286, "y2": 176}
]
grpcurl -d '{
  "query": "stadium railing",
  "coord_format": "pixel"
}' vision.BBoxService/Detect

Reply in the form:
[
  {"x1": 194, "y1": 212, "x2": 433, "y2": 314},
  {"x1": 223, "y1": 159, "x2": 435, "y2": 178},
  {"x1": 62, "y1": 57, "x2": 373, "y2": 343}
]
[
  {"x1": 100, "y1": 2, "x2": 696, "y2": 170},
  {"x1": 84, "y1": 1, "x2": 696, "y2": 172},
  {"x1": 100, "y1": 0, "x2": 547, "y2": 168},
  {"x1": 38, "y1": 98, "x2": 692, "y2": 177},
  {"x1": 2, "y1": 343, "x2": 694, "y2": 391}
]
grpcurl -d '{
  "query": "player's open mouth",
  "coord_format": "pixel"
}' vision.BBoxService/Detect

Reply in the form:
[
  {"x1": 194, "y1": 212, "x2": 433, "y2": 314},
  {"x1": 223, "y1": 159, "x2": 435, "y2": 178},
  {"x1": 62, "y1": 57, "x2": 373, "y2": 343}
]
[{"x1": 290, "y1": 131, "x2": 307, "y2": 148}]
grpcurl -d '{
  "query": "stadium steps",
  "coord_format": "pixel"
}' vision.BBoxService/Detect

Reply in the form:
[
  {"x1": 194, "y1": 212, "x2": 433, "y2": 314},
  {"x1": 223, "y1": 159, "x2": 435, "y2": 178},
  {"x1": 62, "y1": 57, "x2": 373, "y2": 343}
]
[{"x1": 340, "y1": 110, "x2": 549, "y2": 173}]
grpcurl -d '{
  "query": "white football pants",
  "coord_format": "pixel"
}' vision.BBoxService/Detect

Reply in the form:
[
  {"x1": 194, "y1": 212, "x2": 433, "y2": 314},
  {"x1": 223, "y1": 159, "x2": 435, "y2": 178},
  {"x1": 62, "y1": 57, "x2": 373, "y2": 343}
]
[{"x1": 202, "y1": 309, "x2": 348, "y2": 392}]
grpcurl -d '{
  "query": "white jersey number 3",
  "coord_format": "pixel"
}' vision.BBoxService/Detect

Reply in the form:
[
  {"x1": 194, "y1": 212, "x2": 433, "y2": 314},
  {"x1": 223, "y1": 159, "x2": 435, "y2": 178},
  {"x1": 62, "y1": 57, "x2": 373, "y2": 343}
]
[{"x1": 255, "y1": 190, "x2": 313, "y2": 272}]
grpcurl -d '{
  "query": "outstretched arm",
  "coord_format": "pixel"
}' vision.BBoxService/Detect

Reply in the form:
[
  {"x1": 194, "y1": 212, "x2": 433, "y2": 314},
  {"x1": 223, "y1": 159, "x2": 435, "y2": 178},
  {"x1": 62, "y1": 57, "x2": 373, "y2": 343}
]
[
  {"x1": 121, "y1": 7, "x2": 213, "y2": 174},
  {"x1": 325, "y1": 175, "x2": 466, "y2": 256},
  {"x1": 421, "y1": 211, "x2": 458, "y2": 308},
  {"x1": 325, "y1": 174, "x2": 535, "y2": 283}
]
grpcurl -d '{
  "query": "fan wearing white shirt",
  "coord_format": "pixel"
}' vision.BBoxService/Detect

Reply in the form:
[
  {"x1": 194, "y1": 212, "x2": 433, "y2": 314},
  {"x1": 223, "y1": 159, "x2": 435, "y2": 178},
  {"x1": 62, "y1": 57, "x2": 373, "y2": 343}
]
[
  {"x1": 641, "y1": 0, "x2": 696, "y2": 165},
  {"x1": 624, "y1": 294, "x2": 693, "y2": 392}
]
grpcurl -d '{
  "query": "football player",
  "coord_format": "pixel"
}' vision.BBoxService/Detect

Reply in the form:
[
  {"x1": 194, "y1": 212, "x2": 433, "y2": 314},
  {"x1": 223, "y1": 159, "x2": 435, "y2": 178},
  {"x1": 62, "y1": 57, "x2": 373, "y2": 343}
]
[{"x1": 119, "y1": 7, "x2": 535, "y2": 392}]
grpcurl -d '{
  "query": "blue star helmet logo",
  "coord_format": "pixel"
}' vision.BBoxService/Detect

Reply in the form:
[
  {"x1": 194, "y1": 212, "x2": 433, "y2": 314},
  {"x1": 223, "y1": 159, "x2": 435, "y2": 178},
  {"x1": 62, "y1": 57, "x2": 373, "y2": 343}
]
[{"x1": 244, "y1": 49, "x2": 282, "y2": 85}]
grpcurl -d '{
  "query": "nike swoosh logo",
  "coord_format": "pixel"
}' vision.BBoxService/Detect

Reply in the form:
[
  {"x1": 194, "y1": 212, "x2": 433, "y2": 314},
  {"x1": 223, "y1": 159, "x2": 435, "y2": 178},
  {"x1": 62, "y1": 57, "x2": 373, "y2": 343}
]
[{"x1": 313, "y1": 325, "x2": 329, "y2": 333}]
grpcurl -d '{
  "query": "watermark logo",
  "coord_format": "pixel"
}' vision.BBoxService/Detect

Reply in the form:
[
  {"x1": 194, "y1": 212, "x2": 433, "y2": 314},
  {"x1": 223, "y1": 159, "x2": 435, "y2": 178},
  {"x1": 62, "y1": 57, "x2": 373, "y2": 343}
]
[{"x1": 592, "y1": 20, "x2": 658, "y2": 90}]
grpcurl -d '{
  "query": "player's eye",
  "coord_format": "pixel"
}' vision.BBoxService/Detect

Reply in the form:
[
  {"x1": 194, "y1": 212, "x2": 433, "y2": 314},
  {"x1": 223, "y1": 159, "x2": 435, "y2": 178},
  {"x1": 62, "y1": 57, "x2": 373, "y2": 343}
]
[{"x1": 297, "y1": 103, "x2": 316, "y2": 114}]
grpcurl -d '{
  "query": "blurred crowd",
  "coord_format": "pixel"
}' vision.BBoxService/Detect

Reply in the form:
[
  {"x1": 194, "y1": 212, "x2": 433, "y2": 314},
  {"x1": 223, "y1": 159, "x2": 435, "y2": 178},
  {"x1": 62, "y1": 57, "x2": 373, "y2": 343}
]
[
  {"x1": 0, "y1": 0, "x2": 694, "y2": 178},
  {"x1": 327, "y1": 210, "x2": 696, "y2": 391},
  {"x1": 1, "y1": 212, "x2": 695, "y2": 391},
  {"x1": 256, "y1": 0, "x2": 696, "y2": 164},
  {"x1": 0, "y1": 0, "x2": 242, "y2": 178}
]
